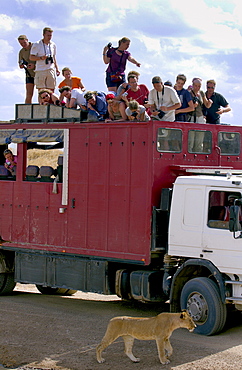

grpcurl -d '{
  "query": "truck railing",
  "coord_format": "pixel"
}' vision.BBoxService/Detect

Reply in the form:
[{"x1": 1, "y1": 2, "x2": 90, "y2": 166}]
[
  {"x1": 15, "y1": 103, "x2": 86, "y2": 123},
  {"x1": 170, "y1": 165, "x2": 242, "y2": 176}
]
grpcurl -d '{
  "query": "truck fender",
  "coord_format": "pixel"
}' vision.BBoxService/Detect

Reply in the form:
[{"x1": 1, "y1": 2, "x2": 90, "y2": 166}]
[
  {"x1": 169, "y1": 258, "x2": 226, "y2": 312},
  {"x1": 0, "y1": 251, "x2": 14, "y2": 273}
]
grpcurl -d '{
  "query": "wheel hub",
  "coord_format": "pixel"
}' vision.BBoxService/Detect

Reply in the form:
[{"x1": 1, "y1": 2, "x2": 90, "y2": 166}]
[{"x1": 187, "y1": 293, "x2": 208, "y2": 323}]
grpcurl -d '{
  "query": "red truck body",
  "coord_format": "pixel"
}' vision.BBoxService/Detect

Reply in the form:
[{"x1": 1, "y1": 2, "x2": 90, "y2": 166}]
[
  {"x1": 1, "y1": 120, "x2": 241, "y2": 264},
  {"x1": 1, "y1": 112, "x2": 242, "y2": 336}
]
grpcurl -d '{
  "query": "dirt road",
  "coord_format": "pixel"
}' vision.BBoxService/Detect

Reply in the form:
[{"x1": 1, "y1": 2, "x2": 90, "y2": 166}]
[{"x1": 0, "y1": 284, "x2": 242, "y2": 370}]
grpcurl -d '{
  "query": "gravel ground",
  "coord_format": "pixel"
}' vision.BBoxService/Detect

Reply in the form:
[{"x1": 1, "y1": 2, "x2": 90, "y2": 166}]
[{"x1": 0, "y1": 284, "x2": 242, "y2": 370}]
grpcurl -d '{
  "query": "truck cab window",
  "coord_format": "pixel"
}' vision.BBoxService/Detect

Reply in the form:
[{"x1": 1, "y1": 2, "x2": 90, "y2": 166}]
[
  {"x1": 218, "y1": 132, "x2": 240, "y2": 155},
  {"x1": 157, "y1": 128, "x2": 182, "y2": 153},
  {"x1": 188, "y1": 130, "x2": 212, "y2": 154},
  {"x1": 207, "y1": 190, "x2": 242, "y2": 229}
]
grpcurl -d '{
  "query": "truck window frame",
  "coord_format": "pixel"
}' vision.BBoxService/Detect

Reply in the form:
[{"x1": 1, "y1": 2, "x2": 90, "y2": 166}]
[
  {"x1": 188, "y1": 130, "x2": 212, "y2": 154},
  {"x1": 218, "y1": 131, "x2": 240, "y2": 156},
  {"x1": 207, "y1": 190, "x2": 242, "y2": 229},
  {"x1": 157, "y1": 128, "x2": 182, "y2": 153}
]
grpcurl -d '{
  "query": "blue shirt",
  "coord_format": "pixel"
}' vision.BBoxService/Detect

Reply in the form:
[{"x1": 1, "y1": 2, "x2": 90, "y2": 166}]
[
  {"x1": 88, "y1": 92, "x2": 107, "y2": 116},
  {"x1": 175, "y1": 88, "x2": 192, "y2": 121}
]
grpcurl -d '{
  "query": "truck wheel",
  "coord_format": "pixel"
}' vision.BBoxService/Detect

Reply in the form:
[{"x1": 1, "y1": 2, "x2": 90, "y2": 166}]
[
  {"x1": 36, "y1": 285, "x2": 77, "y2": 296},
  {"x1": 180, "y1": 277, "x2": 227, "y2": 335},
  {"x1": 0, "y1": 273, "x2": 16, "y2": 295}
]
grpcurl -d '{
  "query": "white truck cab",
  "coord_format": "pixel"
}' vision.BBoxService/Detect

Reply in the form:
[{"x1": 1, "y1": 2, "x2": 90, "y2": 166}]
[{"x1": 167, "y1": 174, "x2": 242, "y2": 335}]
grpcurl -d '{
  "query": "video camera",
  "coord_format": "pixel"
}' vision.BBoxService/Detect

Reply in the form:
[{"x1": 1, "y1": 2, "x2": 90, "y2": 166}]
[
  {"x1": 19, "y1": 59, "x2": 28, "y2": 67},
  {"x1": 19, "y1": 58, "x2": 32, "y2": 78}
]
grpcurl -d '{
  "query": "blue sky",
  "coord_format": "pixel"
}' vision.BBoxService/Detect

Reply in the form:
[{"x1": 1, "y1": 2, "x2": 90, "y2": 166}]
[{"x1": 1, "y1": 0, "x2": 242, "y2": 125}]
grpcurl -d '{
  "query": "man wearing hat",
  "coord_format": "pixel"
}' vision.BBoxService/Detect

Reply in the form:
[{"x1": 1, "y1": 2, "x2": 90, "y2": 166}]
[
  {"x1": 18, "y1": 35, "x2": 36, "y2": 103},
  {"x1": 147, "y1": 76, "x2": 181, "y2": 121}
]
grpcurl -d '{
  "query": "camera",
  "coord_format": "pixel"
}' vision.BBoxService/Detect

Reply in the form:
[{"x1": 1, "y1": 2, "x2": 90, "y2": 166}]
[
  {"x1": 131, "y1": 111, "x2": 138, "y2": 118},
  {"x1": 192, "y1": 96, "x2": 199, "y2": 104},
  {"x1": 107, "y1": 42, "x2": 112, "y2": 49},
  {"x1": 157, "y1": 110, "x2": 166, "y2": 119},
  {"x1": 45, "y1": 56, "x2": 53, "y2": 64},
  {"x1": 19, "y1": 59, "x2": 28, "y2": 66}
]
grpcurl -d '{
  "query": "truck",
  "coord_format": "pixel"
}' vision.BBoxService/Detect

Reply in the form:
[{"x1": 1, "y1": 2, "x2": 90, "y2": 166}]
[{"x1": 0, "y1": 103, "x2": 242, "y2": 335}]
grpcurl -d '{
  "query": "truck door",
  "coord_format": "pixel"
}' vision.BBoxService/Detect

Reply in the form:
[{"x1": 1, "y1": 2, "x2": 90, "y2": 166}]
[
  {"x1": 202, "y1": 189, "x2": 242, "y2": 274},
  {"x1": 169, "y1": 184, "x2": 205, "y2": 257}
]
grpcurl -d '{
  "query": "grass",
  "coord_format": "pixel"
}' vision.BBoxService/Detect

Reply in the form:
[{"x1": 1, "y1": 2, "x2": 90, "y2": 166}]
[{"x1": 27, "y1": 149, "x2": 63, "y2": 169}]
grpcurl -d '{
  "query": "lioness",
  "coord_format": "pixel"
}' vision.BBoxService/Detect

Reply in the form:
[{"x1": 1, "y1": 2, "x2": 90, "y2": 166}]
[{"x1": 96, "y1": 310, "x2": 195, "y2": 365}]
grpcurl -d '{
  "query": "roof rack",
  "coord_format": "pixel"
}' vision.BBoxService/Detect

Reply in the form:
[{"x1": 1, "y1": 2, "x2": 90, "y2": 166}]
[
  {"x1": 170, "y1": 165, "x2": 242, "y2": 176},
  {"x1": 15, "y1": 104, "x2": 87, "y2": 123}
]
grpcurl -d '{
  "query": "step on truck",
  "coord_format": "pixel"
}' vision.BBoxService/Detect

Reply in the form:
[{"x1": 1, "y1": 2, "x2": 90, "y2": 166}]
[{"x1": 0, "y1": 103, "x2": 242, "y2": 335}]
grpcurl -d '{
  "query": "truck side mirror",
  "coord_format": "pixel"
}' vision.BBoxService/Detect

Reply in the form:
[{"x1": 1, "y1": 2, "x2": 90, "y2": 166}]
[{"x1": 229, "y1": 205, "x2": 241, "y2": 232}]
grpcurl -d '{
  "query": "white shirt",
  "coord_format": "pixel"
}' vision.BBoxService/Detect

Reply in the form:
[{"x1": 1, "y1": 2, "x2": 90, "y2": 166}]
[
  {"x1": 125, "y1": 105, "x2": 150, "y2": 121},
  {"x1": 30, "y1": 40, "x2": 56, "y2": 71},
  {"x1": 71, "y1": 89, "x2": 86, "y2": 107},
  {"x1": 148, "y1": 86, "x2": 180, "y2": 122}
]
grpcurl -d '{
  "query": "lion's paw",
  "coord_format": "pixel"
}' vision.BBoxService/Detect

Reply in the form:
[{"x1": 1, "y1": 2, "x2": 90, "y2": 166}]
[
  {"x1": 133, "y1": 357, "x2": 140, "y2": 363},
  {"x1": 97, "y1": 357, "x2": 105, "y2": 364},
  {"x1": 160, "y1": 359, "x2": 170, "y2": 365}
]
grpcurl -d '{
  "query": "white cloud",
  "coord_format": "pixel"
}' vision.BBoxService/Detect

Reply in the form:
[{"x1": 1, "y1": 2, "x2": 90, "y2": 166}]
[
  {"x1": 169, "y1": 0, "x2": 242, "y2": 52},
  {"x1": 138, "y1": 35, "x2": 162, "y2": 54},
  {"x1": 0, "y1": 14, "x2": 15, "y2": 31},
  {"x1": 0, "y1": 40, "x2": 14, "y2": 65},
  {"x1": 71, "y1": 9, "x2": 95, "y2": 19}
]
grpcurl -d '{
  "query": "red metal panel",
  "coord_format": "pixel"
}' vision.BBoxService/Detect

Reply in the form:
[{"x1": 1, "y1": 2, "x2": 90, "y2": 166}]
[
  {"x1": 0, "y1": 181, "x2": 15, "y2": 242},
  {"x1": 66, "y1": 124, "x2": 152, "y2": 263},
  {"x1": 11, "y1": 182, "x2": 31, "y2": 243},
  {"x1": 48, "y1": 184, "x2": 68, "y2": 249}
]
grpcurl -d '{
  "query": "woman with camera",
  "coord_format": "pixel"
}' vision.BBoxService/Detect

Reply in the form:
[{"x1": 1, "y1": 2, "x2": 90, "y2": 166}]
[
  {"x1": 188, "y1": 78, "x2": 213, "y2": 123},
  {"x1": 102, "y1": 37, "x2": 141, "y2": 93},
  {"x1": 187, "y1": 78, "x2": 213, "y2": 153},
  {"x1": 125, "y1": 100, "x2": 150, "y2": 122},
  {"x1": 4, "y1": 149, "x2": 17, "y2": 176}
]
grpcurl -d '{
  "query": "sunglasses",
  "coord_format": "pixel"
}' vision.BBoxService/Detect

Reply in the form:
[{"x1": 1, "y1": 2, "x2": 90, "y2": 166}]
[
  {"x1": 207, "y1": 86, "x2": 215, "y2": 89},
  {"x1": 41, "y1": 94, "x2": 49, "y2": 98}
]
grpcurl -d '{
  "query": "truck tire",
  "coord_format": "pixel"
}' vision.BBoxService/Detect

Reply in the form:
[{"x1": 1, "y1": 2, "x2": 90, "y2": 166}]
[
  {"x1": 180, "y1": 277, "x2": 227, "y2": 335},
  {"x1": 0, "y1": 273, "x2": 16, "y2": 295},
  {"x1": 36, "y1": 285, "x2": 77, "y2": 296}
]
